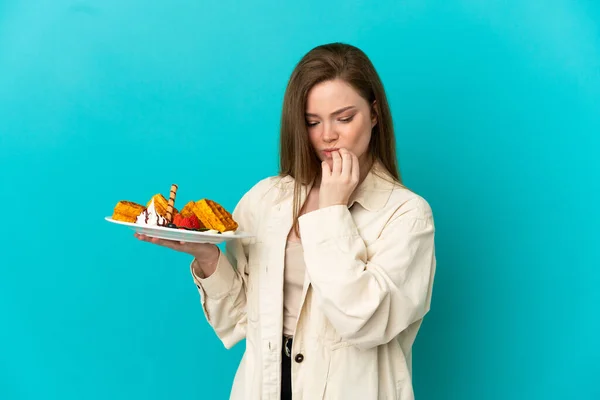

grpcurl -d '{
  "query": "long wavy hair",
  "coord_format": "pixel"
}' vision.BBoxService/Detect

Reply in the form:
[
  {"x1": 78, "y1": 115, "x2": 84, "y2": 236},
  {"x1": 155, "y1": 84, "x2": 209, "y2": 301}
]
[{"x1": 279, "y1": 42, "x2": 401, "y2": 234}]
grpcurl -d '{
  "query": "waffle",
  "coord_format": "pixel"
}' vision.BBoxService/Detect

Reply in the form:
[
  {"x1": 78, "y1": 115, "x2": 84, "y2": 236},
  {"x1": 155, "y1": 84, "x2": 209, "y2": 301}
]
[
  {"x1": 180, "y1": 201, "x2": 207, "y2": 228},
  {"x1": 180, "y1": 201, "x2": 196, "y2": 218},
  {"x1": 146, "y1": 194, "x2": 178, "y2": 220},
  {"x1": 112, "y1": 201, "x2": 145, "y2": 223},
  {"x1": 192, "y1": 199, "x2": 238, "y2": 232}
]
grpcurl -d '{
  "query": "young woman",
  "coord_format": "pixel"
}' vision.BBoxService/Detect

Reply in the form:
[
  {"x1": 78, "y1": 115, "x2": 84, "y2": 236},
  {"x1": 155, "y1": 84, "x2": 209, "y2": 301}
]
[{"x1": 136, "y1": 42, "x2": 436, "y2": 400}]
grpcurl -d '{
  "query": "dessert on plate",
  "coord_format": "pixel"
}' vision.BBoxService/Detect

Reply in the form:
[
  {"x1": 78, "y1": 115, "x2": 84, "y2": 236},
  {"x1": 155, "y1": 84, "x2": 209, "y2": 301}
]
[
  {"x1": 112, "y1": 201, "x2": 146, "y2": 223},
  {"x1": 110, "y1": 184, "x2": 238, "y2": 234}
]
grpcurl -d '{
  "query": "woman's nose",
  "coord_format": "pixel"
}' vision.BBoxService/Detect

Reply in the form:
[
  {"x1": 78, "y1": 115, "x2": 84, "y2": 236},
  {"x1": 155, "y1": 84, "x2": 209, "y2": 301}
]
[{"x1": 322, "y1": 122, "x2": 338, "y2": 142}]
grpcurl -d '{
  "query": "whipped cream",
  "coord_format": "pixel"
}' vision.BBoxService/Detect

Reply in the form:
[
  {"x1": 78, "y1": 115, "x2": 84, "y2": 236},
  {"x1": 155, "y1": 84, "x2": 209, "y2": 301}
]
[
  {"x1": 221, "y1": 230, "x2": 235, "y2": 235},
  {"x1": 136, "y1": 199, "x2": 167, "y2": 226}
]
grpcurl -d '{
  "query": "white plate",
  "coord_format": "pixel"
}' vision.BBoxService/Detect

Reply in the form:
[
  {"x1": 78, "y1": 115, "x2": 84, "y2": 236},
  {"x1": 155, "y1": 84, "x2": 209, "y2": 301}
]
[{"x1": 105, "y1": 217, "x2": 253, "y2": 244}]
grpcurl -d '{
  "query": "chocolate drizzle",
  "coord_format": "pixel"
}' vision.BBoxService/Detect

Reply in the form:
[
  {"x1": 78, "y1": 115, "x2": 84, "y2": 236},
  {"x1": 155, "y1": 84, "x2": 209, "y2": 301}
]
[
  {"x1": 166, "y1": 223, "x2": 214, "y2": 232},
  {"x1": 141, "y1": 209, "x2": 149, "y2": 224}
]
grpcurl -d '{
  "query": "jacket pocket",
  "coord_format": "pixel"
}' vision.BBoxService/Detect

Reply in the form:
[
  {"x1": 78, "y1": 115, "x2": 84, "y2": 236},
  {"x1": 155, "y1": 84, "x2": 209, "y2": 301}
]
[{"x1": 314, "y1": 305, "x2": 348, "y2": 350}]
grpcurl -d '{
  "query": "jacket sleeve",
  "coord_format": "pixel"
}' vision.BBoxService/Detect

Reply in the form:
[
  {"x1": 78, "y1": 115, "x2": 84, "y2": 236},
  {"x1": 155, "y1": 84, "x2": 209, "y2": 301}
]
[
  {"x1": 298, "y1": 196, "x2": 436, "y2": 350},
  {"x1": 190, "y1": 187, "x2": 257, "y2": 349}
]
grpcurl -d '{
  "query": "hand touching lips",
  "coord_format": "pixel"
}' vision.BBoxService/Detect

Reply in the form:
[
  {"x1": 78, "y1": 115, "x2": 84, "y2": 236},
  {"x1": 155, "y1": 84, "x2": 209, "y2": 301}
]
[{"x1": 318, "y1": 148, "x2": 360, "y2": 209}]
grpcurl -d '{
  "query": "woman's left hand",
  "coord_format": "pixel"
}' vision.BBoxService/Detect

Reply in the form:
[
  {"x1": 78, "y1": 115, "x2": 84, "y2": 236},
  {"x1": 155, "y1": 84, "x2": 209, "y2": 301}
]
[{"x1": 318, "y1": 148, "x2": 360, "y2": 209}]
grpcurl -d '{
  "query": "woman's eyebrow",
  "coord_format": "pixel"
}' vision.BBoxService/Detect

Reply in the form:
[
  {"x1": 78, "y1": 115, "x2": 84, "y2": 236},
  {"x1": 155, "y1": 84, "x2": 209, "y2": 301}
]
[{"x1": 305, "y1": 105, "x2": 356, "y2": 118}]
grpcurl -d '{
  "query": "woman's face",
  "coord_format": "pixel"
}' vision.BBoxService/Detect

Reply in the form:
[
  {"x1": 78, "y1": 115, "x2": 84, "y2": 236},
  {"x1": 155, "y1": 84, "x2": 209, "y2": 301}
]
[{"x1": 305, "y1": 79, "x2": 376, "y2": 169}]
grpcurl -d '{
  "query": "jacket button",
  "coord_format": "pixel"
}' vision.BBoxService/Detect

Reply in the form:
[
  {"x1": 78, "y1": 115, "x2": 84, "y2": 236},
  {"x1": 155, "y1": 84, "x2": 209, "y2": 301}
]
[{"x1": 294, "y1": 353, "x2": 304, "y2": 363}]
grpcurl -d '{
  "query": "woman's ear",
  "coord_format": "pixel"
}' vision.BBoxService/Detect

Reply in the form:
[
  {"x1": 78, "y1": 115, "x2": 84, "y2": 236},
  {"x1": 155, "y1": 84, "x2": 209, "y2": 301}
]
[{"x1": 371, "y1": 100, "x2": 378, "y2": 128}]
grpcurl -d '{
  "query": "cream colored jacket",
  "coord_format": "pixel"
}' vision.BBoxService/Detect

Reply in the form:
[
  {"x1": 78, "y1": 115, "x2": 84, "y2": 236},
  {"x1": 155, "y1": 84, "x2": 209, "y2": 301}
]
[{"x1": 191, "y1": 161, "x2": 436, "y2": 400}]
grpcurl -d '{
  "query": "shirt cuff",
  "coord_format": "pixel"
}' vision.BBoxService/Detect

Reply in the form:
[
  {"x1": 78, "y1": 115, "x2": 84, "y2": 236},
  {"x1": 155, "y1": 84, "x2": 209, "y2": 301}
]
[
  {"x1": 298, "y1": 205, "x2": 359, "y2": 243},
  {"x1": 190, "y1": 250, "x2": 236, "y2": 299}
]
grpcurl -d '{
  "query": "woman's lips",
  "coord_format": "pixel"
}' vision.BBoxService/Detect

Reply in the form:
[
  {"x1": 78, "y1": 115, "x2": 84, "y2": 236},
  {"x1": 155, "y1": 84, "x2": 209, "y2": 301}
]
[{"x1": 323, "y1": 148, "x2": 339, "y2": 157}]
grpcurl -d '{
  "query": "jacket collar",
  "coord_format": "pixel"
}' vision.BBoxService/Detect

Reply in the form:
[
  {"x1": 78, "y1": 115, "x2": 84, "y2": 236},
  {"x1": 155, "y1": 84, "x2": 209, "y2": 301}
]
[
  {"x1": 276, "y1": 159, "x2": 398, "y2": 211},
  {"x1": 348, "y1": 160, "x2": 397, "y2": 211}
]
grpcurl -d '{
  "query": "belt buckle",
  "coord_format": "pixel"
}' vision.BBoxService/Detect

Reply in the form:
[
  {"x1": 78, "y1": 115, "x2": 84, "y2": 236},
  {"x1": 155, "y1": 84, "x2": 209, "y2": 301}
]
[{"x1": 284, "y1": 336, "x2": 292, "y2": 358}]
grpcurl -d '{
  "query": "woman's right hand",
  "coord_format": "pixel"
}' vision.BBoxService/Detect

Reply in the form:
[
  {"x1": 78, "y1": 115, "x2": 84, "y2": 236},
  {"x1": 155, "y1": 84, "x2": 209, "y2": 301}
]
[{"x1": 134, "y1": 233, "x2": 220, "y2": 277}]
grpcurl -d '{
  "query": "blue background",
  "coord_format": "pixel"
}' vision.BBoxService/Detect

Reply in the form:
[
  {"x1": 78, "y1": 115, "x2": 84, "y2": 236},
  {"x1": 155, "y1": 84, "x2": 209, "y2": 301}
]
[{"x1": 1, "y1": 1, "x2": 599, "y2": 399}]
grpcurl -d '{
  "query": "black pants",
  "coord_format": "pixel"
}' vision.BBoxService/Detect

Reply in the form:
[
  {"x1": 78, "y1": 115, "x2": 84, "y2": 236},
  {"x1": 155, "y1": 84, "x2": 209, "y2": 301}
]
[{"x1": 281, "y1": 336, "x2": 292, "y2": 400}]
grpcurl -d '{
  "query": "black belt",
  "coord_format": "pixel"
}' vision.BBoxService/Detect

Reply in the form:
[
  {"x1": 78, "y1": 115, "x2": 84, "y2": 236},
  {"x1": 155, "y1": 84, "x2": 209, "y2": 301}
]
[{"x1": 283, "y1": 336, "x2": 293, "y2": 358}]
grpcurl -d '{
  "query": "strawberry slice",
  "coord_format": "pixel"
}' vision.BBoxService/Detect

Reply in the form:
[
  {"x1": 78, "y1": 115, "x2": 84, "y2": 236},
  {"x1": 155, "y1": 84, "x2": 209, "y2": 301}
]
[{"x1": 173, "y1": 212, "x2": 202, "y2": 230}]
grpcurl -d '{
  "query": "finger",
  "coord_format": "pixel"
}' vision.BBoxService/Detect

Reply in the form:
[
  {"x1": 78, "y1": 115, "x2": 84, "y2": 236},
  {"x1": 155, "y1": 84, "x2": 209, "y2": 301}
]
[
  {"x1": 351, "y1": 152, "x2": 360, "y2": 183},
  {"x1": 321, "y1": 160, "x2": 331, "y2": 180},
  {"x1": 149, "y1": 236, "x2": 172, "y2": 246},
  {"x1": 339, "y1": 148, "x2": 353, "y2": 180},
  {"x1": 331, "y1": 150, "x2": 342, "y2": 175},
  {"x1": 135, "y1": 233, "x2": 149, "y2": 241},
  {"x1": 134, "y1": 232, "x2": 185, "y2": 252},
  {"x1": 159, "y1": 240, "x2": 186, "y2": 251},
  {"x1": 145, "y1": 236, "x2": 185, "y2": 251}
]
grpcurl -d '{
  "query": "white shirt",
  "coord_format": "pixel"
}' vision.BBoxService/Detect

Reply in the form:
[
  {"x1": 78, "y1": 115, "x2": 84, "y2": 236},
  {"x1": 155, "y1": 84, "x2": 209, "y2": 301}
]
[{"x1": 283, "y1": 240, "x2": 305, "y2": 336}]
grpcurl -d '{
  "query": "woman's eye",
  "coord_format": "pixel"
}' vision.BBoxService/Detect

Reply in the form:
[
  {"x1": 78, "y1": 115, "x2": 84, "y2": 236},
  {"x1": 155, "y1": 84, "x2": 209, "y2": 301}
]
[
  {"x1": 339, "y1": 115, "x2": 355, "y2": 123},
  {"x1": 306, "y1": 121, "x2": 319, "y2": 127}
]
